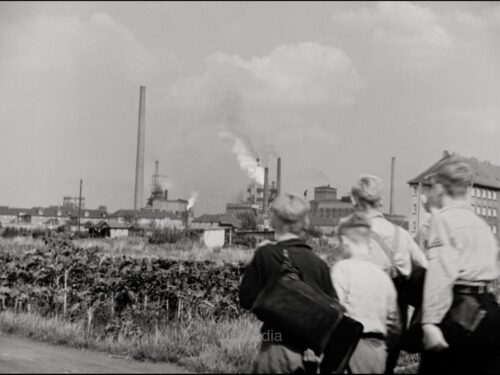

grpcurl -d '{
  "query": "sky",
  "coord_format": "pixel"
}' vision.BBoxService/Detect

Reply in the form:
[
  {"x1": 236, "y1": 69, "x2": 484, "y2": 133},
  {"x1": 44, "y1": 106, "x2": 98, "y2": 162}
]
[{"x1": 1, "y1": 1, "x2": 499, "y2": 216}]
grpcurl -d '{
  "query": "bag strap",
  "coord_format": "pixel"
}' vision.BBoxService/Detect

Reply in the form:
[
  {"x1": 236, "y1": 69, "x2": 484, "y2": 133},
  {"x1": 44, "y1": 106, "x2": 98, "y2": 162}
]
[
  {"x1": 371, "y1": 225, "x2": 400, "y2": 278},
  {"x1": 279, "y1": 245, "x2": 334, "y2": 301},
  {"x1": 282, "y1": 248, "x2": 293, "y2": 268}
]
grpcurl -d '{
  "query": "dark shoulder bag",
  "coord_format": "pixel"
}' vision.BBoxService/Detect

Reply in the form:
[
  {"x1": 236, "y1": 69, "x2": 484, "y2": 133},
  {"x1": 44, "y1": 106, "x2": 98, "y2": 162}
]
[{"x1": 251, "y1": 246, "x2": 344, "y2": 355}]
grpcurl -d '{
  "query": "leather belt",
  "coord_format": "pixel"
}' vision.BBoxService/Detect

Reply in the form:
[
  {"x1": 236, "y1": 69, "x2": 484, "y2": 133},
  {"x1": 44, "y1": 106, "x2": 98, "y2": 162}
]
[{"x1": 454, "y1": 284, "x2": 489, "y2": 295}]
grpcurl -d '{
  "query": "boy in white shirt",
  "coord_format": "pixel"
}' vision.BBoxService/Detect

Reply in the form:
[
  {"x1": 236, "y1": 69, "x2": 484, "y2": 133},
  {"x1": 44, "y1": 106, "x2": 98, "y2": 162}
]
[{"x1": 332, "y1": 213, "x2": 401, "y2": 373}]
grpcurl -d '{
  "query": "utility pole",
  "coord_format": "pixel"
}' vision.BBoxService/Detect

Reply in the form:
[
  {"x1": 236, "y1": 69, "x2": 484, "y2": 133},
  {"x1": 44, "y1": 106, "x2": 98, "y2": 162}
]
[
  {"x1": 77, "y1": 179, "x2": 83, "y2": 234},
  {"x1": 389, "y1": 157, "x2": 395, "y2": 215}
]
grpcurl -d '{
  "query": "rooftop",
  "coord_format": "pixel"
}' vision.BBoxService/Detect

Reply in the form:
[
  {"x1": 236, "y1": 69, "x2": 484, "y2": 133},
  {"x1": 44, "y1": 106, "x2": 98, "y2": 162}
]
[
  {"x1": 193, "y1": 213, "x2": 225, "y2": 223},
  {"x1": 408, "y1": 151, "x2": 500, "y2": 189},
  {"x1": 315, "y1": 185, "x2": 336, "y2": 190}
]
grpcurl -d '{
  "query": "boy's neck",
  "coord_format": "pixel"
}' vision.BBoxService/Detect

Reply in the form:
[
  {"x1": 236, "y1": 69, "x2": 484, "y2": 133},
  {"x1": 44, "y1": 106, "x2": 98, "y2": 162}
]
[
  {"x1": 350, "y1": 243, "x2": 371, "y2": 260},
  {"x1": 441, "y1": 194, "x2": 468, "y2": 208}
]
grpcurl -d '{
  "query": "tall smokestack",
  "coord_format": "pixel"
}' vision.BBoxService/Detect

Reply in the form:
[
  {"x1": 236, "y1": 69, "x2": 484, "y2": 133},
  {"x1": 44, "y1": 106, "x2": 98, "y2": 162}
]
[
  {"x1": 263, "y1": 167, "x2": 269, "y2": 214},
  {"x1": 155, "y1": 160, "x2": 159, "y2": 176},
  {"x1": 133, "y1": 86, "x2": 146, "y2": 210},
  {"x1": 277, "y1": 157, "x2": 281, "y2": 194},
  {"x1": 389, "y1": 156, "x2": 395, "y2": 215}
]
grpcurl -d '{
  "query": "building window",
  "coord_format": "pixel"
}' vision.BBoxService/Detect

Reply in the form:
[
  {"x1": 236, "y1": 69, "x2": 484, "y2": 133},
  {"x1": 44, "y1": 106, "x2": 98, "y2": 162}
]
[
  {"x1": 488, "y1": 191, "x2": 492, "y2": 199},
  {"x1": 320, "y1": 208, "x2": 324, "y2": 217},
  {"x1": 494, "y1": 226, "x2": 498, "y2": 234},
  {"x1": 482, "y1": 207, "x2": 486, "y2": 216},
  {"x1": 471, "y1": 188, "x2": 475, "y2": 197},
  {"x1": 494, "y1": 208, "x2": 498, "y2": 217},
  {"x1": 494, "y1": 191, "x2": 498, "y2": 200},
  {"x1": 483, "y1": 189, "x2": 486, "y2": 198},
  {"x1": 412, "y1": 186, "x2": 417, "y2": 197},
  {"x1": 488, "y1": 208, "x2": 492, "y2": 217},
  {"x1": 412, "y1": 204, "x2": 417, "y2": 214},
  {"x1": 412, "y1": 222, "x2": 417, "y2": 231}
]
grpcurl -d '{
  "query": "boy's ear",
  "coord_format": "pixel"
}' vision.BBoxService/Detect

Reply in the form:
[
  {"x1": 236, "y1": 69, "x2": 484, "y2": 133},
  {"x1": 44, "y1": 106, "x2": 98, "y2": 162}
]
[
  {"x1": 340, "y1": 234, "x2": 354, "y2": 248},
  {"x1": 434, "y1": 183, "x2": 445, "y2": 196}
]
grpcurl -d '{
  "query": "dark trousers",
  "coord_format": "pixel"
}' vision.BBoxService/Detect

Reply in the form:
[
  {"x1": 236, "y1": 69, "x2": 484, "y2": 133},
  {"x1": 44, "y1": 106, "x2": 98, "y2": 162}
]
[{"x1": 419, "y1": 293, "x2": 500, "y2": 374}]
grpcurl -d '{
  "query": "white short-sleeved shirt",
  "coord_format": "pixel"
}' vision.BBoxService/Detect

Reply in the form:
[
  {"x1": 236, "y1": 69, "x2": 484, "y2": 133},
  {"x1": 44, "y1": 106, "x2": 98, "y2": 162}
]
[{"x1": 331, "y1": 258, "x2": 399, "y2": 336}]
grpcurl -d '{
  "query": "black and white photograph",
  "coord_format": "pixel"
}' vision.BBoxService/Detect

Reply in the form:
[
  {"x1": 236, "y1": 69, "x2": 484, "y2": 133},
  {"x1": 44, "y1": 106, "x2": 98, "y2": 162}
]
[{"x1": 1, "y1": 1, "x2": 500, "y2": 374}]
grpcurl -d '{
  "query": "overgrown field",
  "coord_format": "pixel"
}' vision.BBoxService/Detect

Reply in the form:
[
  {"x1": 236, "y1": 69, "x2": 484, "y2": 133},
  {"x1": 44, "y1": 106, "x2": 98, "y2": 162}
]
[
  {"x1": 0, "y1": 235, "x2": 247, "y2": 335},
  {"x1": 0, "y1": 234, "x2": 472, "y2": 373}
]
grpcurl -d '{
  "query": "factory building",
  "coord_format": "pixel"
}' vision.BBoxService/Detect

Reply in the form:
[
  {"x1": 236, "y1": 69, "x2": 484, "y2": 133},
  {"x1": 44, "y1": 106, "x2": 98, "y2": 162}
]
[
  {"x1": 408, "y1": 151, "x2": 500, "y2": 238},
  {"x1": 309, "y1": 185, "x2": 355, "y2": 234},
  {"x1": 225, "y1": 158, "x2": 281, "y2": 219},
  {"x1": 108, "y1": 209, "x2": 184, "y2": 229},
  {"x1": 149, "y1": 196, "x2": 188, "y2": 214}
]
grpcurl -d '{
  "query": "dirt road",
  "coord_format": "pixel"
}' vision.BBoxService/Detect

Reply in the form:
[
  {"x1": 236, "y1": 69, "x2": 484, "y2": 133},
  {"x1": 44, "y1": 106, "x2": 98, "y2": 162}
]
[{"x1": 0, "y1": 334, "x2": 190, "y2": 373}]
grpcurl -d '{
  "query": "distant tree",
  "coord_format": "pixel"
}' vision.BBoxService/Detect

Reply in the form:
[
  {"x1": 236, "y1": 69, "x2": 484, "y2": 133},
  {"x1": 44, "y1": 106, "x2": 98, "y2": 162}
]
[
  {"x1": 123, "y1": 212, "x2": 137, "y2": 225},
  {"x1": 237, "y1": 211, "x2": 258, "y2": 230}
]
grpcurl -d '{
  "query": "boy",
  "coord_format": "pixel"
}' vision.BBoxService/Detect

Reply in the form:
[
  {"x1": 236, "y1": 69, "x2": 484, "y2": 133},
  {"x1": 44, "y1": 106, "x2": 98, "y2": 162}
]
[
  {"x1": 419, "y1": 159, "x2": 500, "y2": 373},
  {"x1": 331, "y1": 212, "x2": 401, "y2": 373}
]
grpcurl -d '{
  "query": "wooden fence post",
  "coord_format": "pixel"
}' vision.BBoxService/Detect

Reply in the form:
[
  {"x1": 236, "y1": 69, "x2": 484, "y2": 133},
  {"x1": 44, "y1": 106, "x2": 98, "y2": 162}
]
[{"x1": 63, "y1": 269, "x2": 68, "y2": 317}]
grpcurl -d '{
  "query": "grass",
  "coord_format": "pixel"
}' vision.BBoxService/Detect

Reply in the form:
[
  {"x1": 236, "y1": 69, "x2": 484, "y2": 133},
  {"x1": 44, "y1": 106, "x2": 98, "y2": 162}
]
[
  {"x1": 0, "y1": 237, "x2": 46, "y2": 256},
  {"x1": 0, "y1": 310, "x2": 419, "y2": 373},
  {"x1": 72, "y1": 237, "x2": 255, "y2": 264},
  {"x1": 0, "y1": 310, "x2": 260, "y2": 374}
]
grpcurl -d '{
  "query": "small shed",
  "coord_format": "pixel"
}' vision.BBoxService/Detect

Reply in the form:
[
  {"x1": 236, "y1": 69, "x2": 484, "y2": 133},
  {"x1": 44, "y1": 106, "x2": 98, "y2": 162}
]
[
  {"x1": 202, "y1": 228, "x2": 225, "y2": 248},
  {"x1": 90, "y1": 221, "x2": 130, "y2": 238}
]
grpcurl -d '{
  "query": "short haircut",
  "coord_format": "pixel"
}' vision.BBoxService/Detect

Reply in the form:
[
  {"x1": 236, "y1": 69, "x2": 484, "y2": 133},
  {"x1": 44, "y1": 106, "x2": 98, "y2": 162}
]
[
  {"x1": 270, "y1": 193, "x2": 310, "y2": 235},
  {"x1": 434, "y1": 158, "x2": 472, "y2": 197},
  {"x1": 351, "y1": 175, "x2": 383, "y2": 209}
]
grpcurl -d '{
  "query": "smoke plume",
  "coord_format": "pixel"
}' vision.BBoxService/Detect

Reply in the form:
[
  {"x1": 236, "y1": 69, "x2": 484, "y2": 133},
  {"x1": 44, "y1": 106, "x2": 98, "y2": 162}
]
[
  {"x1": 218, "y1": 130, "x2": 265, "y2": 186},
  {"x1": 187, "y1": 191, "x2": 199, "y2": 210}
]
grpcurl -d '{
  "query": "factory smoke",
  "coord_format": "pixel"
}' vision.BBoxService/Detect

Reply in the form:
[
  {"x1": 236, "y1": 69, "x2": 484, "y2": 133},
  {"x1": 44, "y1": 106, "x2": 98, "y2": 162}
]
[
  {"x1": 218, "y1": 130, "x2": 265, "y2": 186},
  {"x1": 187, "y1": 191, "x2": 199, "y2": 210}
]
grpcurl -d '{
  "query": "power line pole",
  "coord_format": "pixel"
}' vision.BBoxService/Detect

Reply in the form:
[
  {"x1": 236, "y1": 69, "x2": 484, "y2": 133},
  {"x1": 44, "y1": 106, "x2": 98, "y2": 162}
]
[
  {"x1": 77, "y1": 179, "x2": 83, "y2": 234},
  {"x1": 389, "y1": 157, "x2": 396, "y2": 215}
]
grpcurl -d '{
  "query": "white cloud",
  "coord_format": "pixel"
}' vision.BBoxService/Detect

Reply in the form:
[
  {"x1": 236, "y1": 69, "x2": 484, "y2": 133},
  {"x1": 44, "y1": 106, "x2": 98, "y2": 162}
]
[
  {"x1": 170, "y1": 42, "x2": 364, "y2": 108},
  {"x1": 333, "y1": 1, "x2": 454, "y2": 70},
  {"x1": 164, "y1": 42, "x2": 361, "y2": 187},
  {"x1": 433, "y1": 107, "x2": 500, "y2": 134},
  {"x1": 0, "y1": 13, "x2": 156, "y2": 79},
  {"x1": 167, "y1": 42, "x2": 364, "y2": 137}
]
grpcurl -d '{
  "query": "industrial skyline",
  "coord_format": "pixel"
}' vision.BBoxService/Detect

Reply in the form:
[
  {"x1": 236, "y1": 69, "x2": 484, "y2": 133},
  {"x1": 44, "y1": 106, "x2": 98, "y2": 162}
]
[{"x1": 1, "y1": 2, "x2": 499, "y2": 215}]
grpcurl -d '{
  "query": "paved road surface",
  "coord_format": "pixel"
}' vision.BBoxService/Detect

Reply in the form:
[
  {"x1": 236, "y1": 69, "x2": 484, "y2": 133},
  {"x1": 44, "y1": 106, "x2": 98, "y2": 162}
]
[{"x1": 0, "y1": 334, "x2": 190, "y2": 373}]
